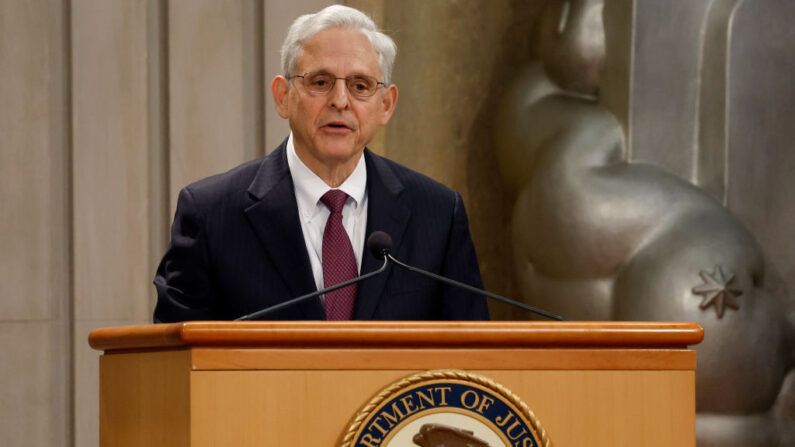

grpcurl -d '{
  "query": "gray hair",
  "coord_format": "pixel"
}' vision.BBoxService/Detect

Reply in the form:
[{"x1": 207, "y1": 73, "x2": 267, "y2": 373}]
[{"x1": 280, "y1": 5, "x2": 397, "y2": 85}]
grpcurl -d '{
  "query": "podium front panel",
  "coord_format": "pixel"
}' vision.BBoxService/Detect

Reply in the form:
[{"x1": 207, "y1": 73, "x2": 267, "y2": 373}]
[{"x1": 92, "y1": 322, "x2": 702, "y2": 446}]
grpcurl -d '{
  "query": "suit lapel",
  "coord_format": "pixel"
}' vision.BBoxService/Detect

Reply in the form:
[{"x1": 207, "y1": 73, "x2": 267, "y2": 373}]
[
  {"x1": 355, "y1": 150, "x2": 411, "y2": 319},
  {"x1": 244, "y1": 142, "x2": 325, "y2": 319}
]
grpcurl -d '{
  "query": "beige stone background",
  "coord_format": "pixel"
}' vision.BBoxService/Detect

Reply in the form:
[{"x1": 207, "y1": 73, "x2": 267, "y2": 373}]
[{"x1": 2, "y1": 0, "x2": 793, "y2": 446}]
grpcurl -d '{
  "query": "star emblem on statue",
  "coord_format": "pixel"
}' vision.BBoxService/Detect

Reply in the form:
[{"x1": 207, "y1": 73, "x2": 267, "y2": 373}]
[{"x1": 692, "y1": 265, "x2": 742, "y2": 318}]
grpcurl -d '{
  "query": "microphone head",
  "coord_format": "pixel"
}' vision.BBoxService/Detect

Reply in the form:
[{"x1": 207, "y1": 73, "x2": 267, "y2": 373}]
[{"x1": 367, "y1": 231, "x2": 393, "y2": 260}]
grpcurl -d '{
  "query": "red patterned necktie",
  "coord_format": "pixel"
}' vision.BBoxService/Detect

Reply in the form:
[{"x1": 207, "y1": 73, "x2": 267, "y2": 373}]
[{"x1": 320, "y1": 190, "x2": 358, "y2": 320}]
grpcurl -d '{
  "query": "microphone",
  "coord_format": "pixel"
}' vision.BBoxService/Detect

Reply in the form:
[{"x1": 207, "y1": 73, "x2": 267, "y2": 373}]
[
  {"x1": 366, "y1": 229, "x2": 392, "y2": 259},
  {"x1": 369, "y1": 231, "x2": 566, "y2": 321},
  {"x1": 235, "y1": 234, "x2": 391, "y2": 321}
]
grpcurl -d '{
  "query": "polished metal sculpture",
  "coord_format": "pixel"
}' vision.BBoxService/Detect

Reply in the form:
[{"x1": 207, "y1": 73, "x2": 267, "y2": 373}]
[{"x1": 493, "y1": 0, "x2": 795, "y2": 445}]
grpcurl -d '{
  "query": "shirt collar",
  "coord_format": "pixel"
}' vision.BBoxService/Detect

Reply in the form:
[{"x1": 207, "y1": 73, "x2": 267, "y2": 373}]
[{"x1": 286, "y1": 133, "x2": 367, "y2": 218}]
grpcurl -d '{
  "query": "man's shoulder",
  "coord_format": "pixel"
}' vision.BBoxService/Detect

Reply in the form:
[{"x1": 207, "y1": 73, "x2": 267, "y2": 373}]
[
  {"x1": 176, "y1": 145, "x2": 289, "y2": 218},
  {"x1": 182, "y1": 157, "x2": 263, "y2": 203},
  {"x1": 366, "y1": 150, "x2": 458, "y2": 202}
]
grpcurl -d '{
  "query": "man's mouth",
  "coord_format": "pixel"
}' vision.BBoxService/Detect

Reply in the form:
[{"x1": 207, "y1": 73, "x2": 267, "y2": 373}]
[{"x1": 324, "y1": 121, "x2": 352, "y2": 130}]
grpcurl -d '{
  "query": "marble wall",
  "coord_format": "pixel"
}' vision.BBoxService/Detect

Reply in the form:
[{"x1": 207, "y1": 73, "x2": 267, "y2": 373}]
[
  {"x1": 1, "y1": 0, "x2": 72, "y2": 445},
  {"x1": 1, "y1": 0, "x2": 333, "y2": 445}
]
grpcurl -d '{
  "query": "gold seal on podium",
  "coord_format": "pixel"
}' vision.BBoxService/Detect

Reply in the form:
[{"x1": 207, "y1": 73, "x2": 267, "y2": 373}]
[{"x1": 339, "y1": 370, "x2": 553, "y2": 447}]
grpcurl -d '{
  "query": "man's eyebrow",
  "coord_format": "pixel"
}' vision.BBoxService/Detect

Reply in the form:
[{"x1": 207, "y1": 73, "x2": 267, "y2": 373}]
[{"x1": 306, "y1": 69, "x2": 375, "y2": 78}]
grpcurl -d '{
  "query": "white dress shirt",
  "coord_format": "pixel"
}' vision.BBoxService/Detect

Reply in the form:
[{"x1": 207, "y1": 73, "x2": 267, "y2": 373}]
[{"x1": 286, "y1": 133, "x2": 368, "y2": 294}]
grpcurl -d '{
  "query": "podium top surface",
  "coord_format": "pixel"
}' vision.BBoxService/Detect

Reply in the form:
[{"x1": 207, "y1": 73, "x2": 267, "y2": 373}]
[{"x1": 88, "y1": 321, "x2": 703, "y2": 352}]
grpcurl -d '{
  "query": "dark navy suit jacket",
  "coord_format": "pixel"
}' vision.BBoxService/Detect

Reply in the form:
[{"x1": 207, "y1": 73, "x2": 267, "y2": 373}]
[{"x1": 153, "y1": 140, "x2": 489, "y2": 322}]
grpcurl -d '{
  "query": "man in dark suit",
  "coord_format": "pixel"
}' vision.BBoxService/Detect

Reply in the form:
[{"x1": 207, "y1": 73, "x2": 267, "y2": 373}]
[{"x1": 153, "y1": 5, "x2": 488, "y2": 322}]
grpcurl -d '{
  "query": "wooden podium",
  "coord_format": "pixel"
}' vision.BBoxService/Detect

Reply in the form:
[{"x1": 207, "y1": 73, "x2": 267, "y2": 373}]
[{"x1": 89, "y1": 321, "x2": 703, "y2": 446}]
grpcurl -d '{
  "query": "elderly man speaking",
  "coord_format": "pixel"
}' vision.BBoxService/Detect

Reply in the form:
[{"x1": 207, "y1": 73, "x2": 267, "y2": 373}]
[{"x1": 153, "y1": 5, "x2": 488, "y2": 322}]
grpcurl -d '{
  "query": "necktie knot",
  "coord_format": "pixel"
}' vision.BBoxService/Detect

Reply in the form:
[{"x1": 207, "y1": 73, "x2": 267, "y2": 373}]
[{"x1": 320, "y1": 189, "x2": 348, "y2": 214}]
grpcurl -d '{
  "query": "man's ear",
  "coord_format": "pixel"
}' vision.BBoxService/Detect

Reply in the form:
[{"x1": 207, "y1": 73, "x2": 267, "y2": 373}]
[
  {"x1": 379, "y1": 84, "x2": 399, "y2": 126},
  {"x1": 271, "y1": 76, "x2": 291, "y2": 119}
]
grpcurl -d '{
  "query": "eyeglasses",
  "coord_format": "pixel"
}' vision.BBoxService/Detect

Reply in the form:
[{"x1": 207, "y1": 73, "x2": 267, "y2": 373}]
[{"x1": 291, "y1": 71, "x2": 386, "y2": 98}]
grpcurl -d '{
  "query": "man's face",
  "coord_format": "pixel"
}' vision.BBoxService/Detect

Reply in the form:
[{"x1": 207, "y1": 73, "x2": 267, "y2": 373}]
[{"x1": 272, "y1": 27, "x2": 398, "y2": 177}]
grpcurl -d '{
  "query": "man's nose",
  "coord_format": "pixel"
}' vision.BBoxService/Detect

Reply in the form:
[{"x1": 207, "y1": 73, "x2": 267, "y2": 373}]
[{"x1": 329, "y1": 78, "x2": 350, "y2": 109}]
